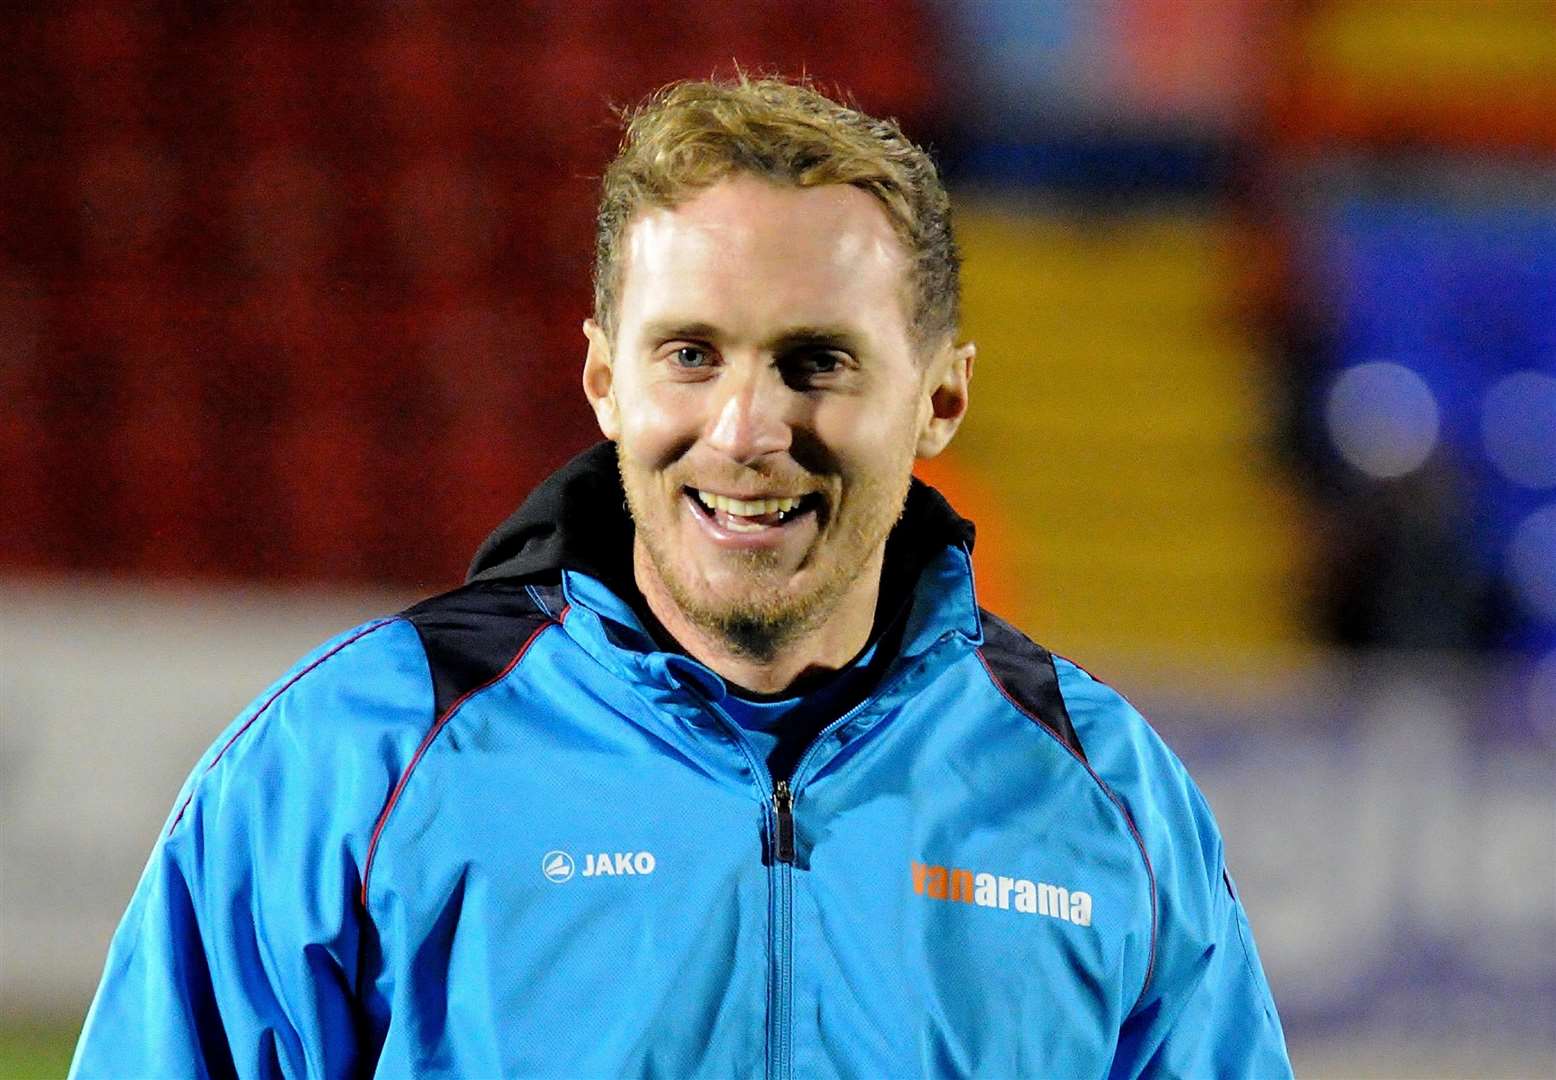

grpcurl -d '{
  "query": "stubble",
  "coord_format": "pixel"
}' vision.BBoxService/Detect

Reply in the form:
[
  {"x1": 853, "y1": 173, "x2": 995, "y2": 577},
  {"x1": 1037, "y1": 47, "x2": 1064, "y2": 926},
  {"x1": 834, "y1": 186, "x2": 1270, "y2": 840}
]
[{"x1": 618, "y1": 444, "x2": 913, "y2": 662}]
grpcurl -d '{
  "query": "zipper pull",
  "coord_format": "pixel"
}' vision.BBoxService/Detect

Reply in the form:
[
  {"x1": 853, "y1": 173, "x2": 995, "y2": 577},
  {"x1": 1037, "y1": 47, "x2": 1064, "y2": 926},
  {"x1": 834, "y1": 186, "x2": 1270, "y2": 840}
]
[{"x1": 773, "y1": 779, "x2": 796, "y2": 864}]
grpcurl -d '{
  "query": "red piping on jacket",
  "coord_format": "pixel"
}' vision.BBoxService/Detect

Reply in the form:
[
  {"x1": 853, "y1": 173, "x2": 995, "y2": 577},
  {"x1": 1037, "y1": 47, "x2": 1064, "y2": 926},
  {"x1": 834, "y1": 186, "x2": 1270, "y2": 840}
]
[
  {"x1": 359, "y1": 609, "x2": 565, "y2": 908},
  {"x1": 167, "y1": 620, "x2": 396, "y2": 836},
  {"x1": 974, "y1": 647, "x2": 1160, "y2": 1011}
]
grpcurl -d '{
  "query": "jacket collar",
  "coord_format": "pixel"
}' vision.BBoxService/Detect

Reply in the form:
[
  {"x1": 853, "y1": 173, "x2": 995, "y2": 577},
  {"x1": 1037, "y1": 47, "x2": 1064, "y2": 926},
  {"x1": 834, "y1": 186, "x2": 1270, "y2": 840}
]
[
  {"x1": 467, "y1": 441, "x2": 639, "y2": 596},
  {"x1": 556, "y1": 542, "x2": 981, "y2": 700}
]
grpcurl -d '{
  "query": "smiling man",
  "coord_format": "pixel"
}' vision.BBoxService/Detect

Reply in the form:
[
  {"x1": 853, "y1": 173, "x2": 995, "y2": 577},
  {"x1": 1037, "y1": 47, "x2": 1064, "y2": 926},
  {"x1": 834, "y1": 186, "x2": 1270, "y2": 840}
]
[
  {"x1": 586, "y1": 172, "x2": 970, "y2": 692},
  {"x1": 73, "y1": 78, "x2": 1291, "y2": 1078}
]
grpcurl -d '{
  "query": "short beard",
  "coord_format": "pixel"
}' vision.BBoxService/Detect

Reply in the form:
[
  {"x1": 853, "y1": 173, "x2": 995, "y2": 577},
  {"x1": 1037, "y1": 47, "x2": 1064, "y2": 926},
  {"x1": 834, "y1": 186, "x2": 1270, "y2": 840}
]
[{"x1": 660, "y1": 550, "x2": 828, "y2": 662}]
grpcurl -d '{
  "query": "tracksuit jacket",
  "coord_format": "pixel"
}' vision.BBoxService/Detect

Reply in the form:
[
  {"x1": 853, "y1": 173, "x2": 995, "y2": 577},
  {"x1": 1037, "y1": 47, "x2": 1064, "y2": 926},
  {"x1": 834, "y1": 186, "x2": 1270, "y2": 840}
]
[{"x1": 73, "y1": 442, "x2": 1292, "y2": 1079}]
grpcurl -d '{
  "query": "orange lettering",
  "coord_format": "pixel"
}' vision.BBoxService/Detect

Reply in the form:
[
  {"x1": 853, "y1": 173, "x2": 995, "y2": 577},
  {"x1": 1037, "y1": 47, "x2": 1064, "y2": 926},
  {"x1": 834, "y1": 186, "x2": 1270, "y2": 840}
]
[{"x1": 927, "y1": 865, "x2": 948, "y2": 900}]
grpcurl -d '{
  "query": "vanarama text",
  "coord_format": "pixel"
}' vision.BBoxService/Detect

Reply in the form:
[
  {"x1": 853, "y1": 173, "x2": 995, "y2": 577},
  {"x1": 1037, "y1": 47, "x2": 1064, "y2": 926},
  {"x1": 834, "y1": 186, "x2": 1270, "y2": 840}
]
[{"x1": 912, "y1": 860, "x2": 1092, "y2": 927}]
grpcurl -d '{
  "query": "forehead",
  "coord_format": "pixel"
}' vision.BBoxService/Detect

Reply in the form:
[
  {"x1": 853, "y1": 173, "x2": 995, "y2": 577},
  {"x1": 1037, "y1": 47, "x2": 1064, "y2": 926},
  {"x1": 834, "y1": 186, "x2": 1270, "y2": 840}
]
[{"x1": 617, "y1": 176, "x2": 912, "y2": 340}]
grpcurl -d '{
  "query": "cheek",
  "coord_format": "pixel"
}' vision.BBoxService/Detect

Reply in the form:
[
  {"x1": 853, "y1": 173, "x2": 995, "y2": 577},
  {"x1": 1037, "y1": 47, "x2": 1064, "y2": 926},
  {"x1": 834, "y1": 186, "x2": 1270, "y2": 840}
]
[
  {"x1": 817, "y1": 396, "x2": 920, "y2": 466},
  {"x1": 616, "y1": 385, "x2": 703, "y2": 465}
]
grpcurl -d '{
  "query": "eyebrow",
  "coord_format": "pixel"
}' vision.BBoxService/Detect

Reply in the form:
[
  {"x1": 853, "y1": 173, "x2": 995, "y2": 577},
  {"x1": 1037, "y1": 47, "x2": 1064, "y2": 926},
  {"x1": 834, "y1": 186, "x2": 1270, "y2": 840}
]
[
  {"x1": 641, "y1": 320, "x2": 722, "y2": 343},
  {"x1": 642, "y1": 320, "x2": 864, "y2": 353},
  {"x1": 768, "y1": 326, "x2": 863, "y2": 353}
]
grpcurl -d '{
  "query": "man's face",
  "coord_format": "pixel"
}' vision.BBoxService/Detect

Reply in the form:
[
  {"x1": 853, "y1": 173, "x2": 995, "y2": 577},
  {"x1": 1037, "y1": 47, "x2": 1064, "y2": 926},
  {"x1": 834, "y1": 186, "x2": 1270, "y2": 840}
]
[{"x1": 584, "y1": 175, "x2": 966, "y2": 657}]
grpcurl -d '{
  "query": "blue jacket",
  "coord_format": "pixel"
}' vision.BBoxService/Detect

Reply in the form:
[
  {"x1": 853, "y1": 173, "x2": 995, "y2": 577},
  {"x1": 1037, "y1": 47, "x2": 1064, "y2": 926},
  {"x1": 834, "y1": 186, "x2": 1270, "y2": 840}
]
[{"x1": 73, "y1": 443, "x2": 1291, "y2": 1079}]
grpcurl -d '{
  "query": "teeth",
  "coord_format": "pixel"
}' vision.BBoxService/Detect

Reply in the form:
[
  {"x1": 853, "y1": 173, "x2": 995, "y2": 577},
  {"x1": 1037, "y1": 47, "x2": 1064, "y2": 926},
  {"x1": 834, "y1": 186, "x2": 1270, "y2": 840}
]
[{"x1": 694, "y1": 490, "x2": 804, "y2": 517}]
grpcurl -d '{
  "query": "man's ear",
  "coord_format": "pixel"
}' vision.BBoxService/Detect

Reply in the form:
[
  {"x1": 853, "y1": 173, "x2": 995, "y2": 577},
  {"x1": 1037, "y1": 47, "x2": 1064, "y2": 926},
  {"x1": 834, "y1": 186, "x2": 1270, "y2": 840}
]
[
  {"x1": 916, "y1": 341, "x2": 975, "y2": 459},
  {"x1": 582, "y1": 318, "x2": 619, "y2": 440}
]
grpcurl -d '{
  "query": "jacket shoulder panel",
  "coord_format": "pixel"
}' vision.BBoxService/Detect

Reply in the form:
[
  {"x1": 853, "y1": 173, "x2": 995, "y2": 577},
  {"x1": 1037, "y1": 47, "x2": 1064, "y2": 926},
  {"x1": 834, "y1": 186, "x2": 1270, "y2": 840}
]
[
  {"x1": 975, "y1": 609, "x2": 1086, "y2": 760},
  {"x1": 966, "y1": 621, "x2": 1158, "y2": 1009},
  {"x1": 75, "y1": 615, "x2": 438, "y2": 1078},
  {"x1": 362, "y1": 581, "x2": 562, "y2": 908},
  {"x1": 400, "y1": 580, "x2": 559, "y2": 719}
]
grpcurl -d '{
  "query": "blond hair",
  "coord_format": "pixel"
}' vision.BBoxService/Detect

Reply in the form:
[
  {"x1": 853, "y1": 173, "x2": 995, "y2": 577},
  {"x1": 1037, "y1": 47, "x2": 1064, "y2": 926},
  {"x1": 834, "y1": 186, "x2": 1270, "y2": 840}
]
[{"x1": 593, "y1": 75, "x2": 960, "y2": 348}]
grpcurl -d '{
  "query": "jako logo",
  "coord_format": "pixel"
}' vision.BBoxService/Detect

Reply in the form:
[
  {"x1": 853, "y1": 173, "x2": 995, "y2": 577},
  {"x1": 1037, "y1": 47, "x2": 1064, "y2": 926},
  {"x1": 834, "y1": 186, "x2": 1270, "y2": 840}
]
[
  {"x1": 912, "y1": 859, "x2": 1093, "y2": 927},
  {"x1": 582, "y1": 851, "x2": 656, "y2": 877},
  {"x1": 542, "y1": 850, "x2": 657, "y2": 883}
]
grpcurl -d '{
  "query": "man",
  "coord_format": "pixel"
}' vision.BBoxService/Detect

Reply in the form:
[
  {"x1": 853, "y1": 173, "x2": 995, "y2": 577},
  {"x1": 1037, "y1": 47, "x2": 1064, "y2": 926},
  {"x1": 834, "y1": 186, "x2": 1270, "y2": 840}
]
[{"x1": 74, "y1": 77, "x2": 1291, "y2": 1078}]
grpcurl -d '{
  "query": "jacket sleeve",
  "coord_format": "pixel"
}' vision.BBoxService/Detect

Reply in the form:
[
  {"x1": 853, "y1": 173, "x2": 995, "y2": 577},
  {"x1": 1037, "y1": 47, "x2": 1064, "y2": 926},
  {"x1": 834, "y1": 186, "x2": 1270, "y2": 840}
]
[
  {"x1": 70, "y1": 618, "x2": 428, "y2": 1080},
  {"x1": 1109, "y1": 841, "x2": 1292, "y2": 1078},
  {"x1": 1055, "y1": 658, "x2": 1291, "y2": 1079},
  {"x1": 1106, "y1": 771, "x2": 1291, "y2": 1079}
]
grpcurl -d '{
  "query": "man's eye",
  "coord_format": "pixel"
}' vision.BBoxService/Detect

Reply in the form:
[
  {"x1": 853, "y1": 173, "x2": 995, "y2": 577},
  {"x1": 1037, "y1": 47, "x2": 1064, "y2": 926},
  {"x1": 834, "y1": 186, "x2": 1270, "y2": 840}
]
[
  {"x1": 670, "y1": 346, "x2": 711, "y2": 368},
  {"x1": 780, "y1": 349, "x2": 846, "y2": 387}
]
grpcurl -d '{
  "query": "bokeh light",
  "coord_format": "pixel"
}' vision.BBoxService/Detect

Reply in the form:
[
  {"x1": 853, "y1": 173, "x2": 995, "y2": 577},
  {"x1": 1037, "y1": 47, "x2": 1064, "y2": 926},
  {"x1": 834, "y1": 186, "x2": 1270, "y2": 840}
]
[{"x1": 1324, "y1": 361, "x2": 1441, "y2": 480}]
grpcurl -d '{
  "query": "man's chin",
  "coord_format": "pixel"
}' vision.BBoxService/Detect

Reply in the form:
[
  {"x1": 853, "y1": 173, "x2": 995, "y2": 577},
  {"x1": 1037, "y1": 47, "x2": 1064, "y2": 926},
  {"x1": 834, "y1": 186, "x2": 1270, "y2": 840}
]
[
  {"x1": 663, "y1": 577, "x2": 823, "y2": 660},
  {"x1": 702, "y1": 609, "x2": 802, "y2": 663}
]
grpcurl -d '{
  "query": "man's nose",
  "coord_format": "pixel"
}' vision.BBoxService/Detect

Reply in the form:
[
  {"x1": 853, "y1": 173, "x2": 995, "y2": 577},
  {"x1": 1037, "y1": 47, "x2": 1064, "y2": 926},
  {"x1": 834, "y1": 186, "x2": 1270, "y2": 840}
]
[{"x1": 705, "y1": 364, "x2": 793, "y2": 463}]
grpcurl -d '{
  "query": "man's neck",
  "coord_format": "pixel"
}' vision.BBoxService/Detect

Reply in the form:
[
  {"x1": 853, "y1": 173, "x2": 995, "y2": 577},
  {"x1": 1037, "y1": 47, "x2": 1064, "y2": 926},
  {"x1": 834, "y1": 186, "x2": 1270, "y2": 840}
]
[{"x1": 631, "y1": 542, "x2": 884, "y2": 696}]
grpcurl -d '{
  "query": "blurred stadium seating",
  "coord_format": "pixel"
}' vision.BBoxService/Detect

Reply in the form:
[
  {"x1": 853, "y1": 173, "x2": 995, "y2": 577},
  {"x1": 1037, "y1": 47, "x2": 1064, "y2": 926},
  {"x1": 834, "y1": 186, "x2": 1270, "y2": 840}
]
[{"x1": 1, "y1": 0, "x2": 942, "y2": 587}]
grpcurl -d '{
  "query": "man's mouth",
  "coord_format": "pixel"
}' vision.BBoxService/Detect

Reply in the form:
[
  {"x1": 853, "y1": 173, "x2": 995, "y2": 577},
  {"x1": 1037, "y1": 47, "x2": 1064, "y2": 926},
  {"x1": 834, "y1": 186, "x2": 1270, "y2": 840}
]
[{"x1": 684, "y1": 487, "x2": 823, "y2": 533}]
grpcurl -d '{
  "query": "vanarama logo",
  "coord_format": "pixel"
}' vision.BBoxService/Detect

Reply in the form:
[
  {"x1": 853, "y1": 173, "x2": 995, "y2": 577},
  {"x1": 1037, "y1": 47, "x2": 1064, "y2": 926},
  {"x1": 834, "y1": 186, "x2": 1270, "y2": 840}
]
[{"x1": 912, "y1": 860, "x2": 1092, "y2": 927}]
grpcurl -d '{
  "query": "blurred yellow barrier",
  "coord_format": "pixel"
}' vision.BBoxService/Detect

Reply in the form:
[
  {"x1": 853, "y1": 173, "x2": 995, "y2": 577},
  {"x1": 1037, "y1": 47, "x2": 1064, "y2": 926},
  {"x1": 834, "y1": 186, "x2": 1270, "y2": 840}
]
[{"x1": 950, "y1": 202, "x2": 1311, "y2": 672}]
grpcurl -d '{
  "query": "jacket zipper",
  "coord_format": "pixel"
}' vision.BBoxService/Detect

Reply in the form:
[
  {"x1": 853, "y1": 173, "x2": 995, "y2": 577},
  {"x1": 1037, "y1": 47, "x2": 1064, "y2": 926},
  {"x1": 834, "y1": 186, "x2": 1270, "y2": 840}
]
[
  {"x1": 686, "y1": 689, "x2": 793, "y2": 1080},
  {"x1": 773, "y1": 779, "x2": 796, "y2": 864},
  {"x1": 694, "y1": 641, "x2": 954, "y2": 1080},
  {"x1": 762, "y1": 640, "x2": 954, "y2": 1079},
  {"x1": 771, "y1": 778, "x2": 795, "y2": 1080}
]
